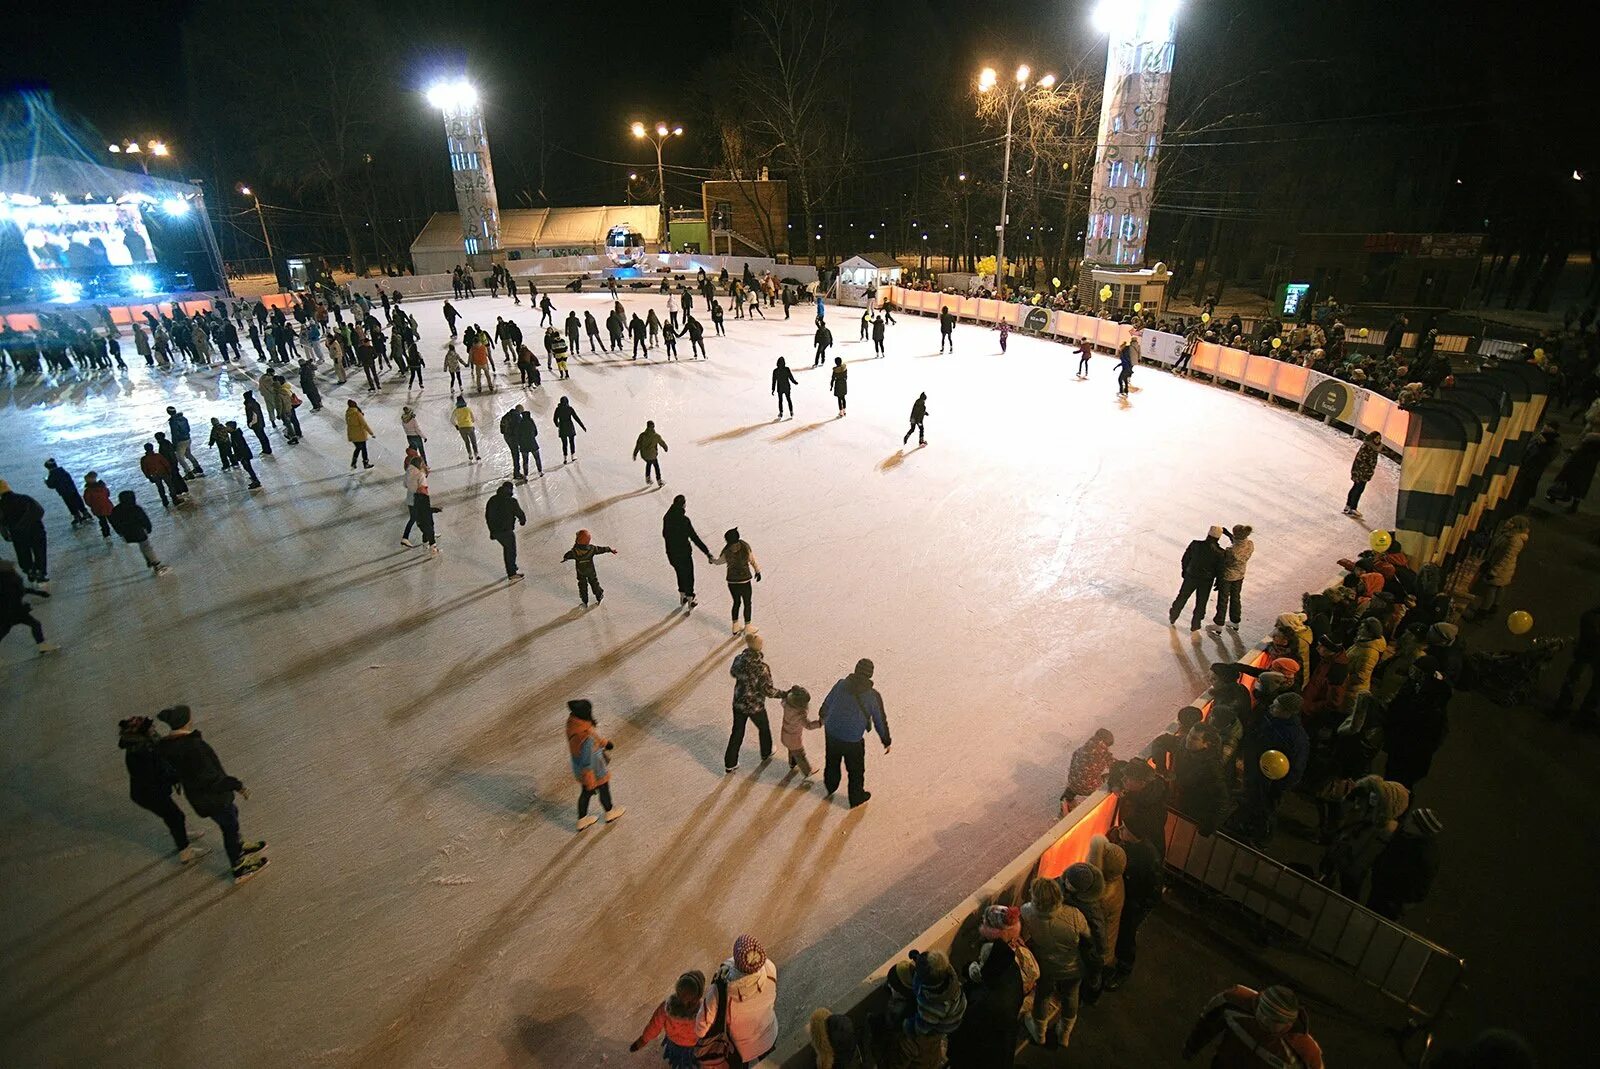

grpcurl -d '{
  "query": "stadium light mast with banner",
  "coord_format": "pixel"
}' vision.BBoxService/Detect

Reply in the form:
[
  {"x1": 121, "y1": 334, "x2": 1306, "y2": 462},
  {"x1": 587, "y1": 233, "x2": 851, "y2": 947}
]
[
  {"x1": 1081, "y1": 0, "x2": 1179, "y2": 309},
  {"x1": 426, "y1": 79, "x2": 501, "y2": 262}
]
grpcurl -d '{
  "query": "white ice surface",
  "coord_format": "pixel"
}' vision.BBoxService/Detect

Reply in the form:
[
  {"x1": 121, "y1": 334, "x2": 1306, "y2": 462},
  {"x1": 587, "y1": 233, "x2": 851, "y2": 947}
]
[{"x1": 0, "y1": 290, "x2": 1395, "y2": 1067}]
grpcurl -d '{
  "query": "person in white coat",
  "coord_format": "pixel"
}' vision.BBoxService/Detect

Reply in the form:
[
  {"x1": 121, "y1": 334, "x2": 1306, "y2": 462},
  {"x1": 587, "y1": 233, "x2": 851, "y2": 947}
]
[{"x1": 697, "y1": 935, "x2": 779, "y2": 1065}]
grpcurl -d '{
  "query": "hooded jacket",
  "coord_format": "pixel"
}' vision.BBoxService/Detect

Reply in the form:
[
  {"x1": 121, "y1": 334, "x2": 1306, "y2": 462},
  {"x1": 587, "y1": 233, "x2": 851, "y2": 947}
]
[
  {"x1": 820, "y1": 673, "x2": 891, "y2": 746},
  {"x1": 157, "y1": 730, "x2": 242, "y2": 816},
  {"x1": 662, "y1": 504, "x2": 710, "y2": 558},
  {"x1": 1181, "y1": 536, "x2": 1224, "y2": 580},
  {"x1": 565, "y1": 714, "x2": 609, "y2": 789},
  {"x1": 1482, "y1": 520, "x2": 1529, "y2": 586},
  {"x1": 83, "y1": 480, "x2": 113, "y2": 518},
  {"x1": 1275, "y1": 613, "x2": 1314, "y2": 688},
  {"x1": 109, "y1": 495, "x2": 152, "y2": 543},
  {"x1": 730, "y1": 648, "x2": 783, "y2": 716},
  {"x1": 1344, "y1": 627, "x2": 1388, "y2": 697},
  {"x1": 484, "y1": 488, "x2": 526, "y2": 536},
  {"x1": 632, "y1": 427, "x2": 668, "y2": 461},
  {"x1": 1020, "y1": 899, "x2": 1092, "y2": 981},
  {"x1": 1089, "y1": 836, "x2": 1127, "y2": 966},
  {"x1": 346, "y1": 407, "x2": 374, "y2": 442}
]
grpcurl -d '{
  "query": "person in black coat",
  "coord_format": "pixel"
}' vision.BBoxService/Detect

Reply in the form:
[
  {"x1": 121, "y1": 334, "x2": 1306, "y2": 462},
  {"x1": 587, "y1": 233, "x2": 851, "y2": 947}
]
[
  {"x1": 662, "y1": 494, "x2": 714, "y2": 608},
  {"x1": 938, "y1": 306, "x2": 956, "y2": 352},
  {"x1": 1381, "y1": 658, "x2": 1452, "y2": 789},
  {"x1": 553, "y1": 396, "x2": 587, "y2": 462},
  {"x1": 771, "y1": 358, "x2": 798, "y2": 419},
  {"x1": 0, "y1": 481, "x2": 49, "y2": 583},
  {"x1": 1366, "y1": 807, "x2": 1442, "y2": 921},
  {"x1": 812, "y1": 321, "x2": 833, "y2": 367},
  {"x1": 484, "y1": 481, "x2": 527, "y2": 580},
  {"x1": 43, "y1": 459, "x2": 90, "y2": 525},
  {"x1": 120, "y1": 716, "x2": 201, "y2": 859},
  {"x1": 1107, "y1": 823, "x2": 1164, "y2": 986},
  {"x1": 156, "y1": 705, "x2": 268, "y2": 882},
  {"x1": 297, "y1": 359, "x2": 323, "y2": 412},
  {"x1": 1169, "y1": 526, "x2": 1224, "y2": 632},
  {"x1": 681, "y1": 314, "x2": 706, "y2": 359},
  {"x1": 946, "y1": 906, "x2": 1025, "y2": 1068},
  {"x1": 226, "y1": 422, "x2": 262, "y2": 490},
  {"x1": 0, "y1": 559, "x2": 55, "y2": 653},
  {"x1": 1172, "y1": 725, "x2": 1231, "y2": 835}
]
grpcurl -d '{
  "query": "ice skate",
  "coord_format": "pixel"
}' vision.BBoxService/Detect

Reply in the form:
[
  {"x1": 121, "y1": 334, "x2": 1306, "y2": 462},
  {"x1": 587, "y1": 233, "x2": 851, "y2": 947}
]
[
  {"x1": 1225, "y1": 622, "x2": 1239, "y2": 632},
  {"x1": 401, "y1": 538, "x2": 414, "y2": 547},
  {"x1": 602, "y1": 806, "x2": 625, "y2": 824},
  {"x1": 241, "y1": 840, "x2": 267, "y2": 856},
  {"x1": 732, "y1": 620, "x2": 744, "y2": 635},
  {"x1": 686, "y1": 596, "x2": 697, "y2": 612},
  {"x1": 576, "y1": 814, "x2": 599, "y2": 831},
  {"x1": 231, "y1": 857, "x2": 269, "y2": 884},
  {"x1": 36, "y1": 642, "x2": 59, "y2": 655},
  {"x1": 1205, "y1": 623, "x2": 1222, "y2": 634},
  {"x1": 429, "y1": 544, "x2": 441, "y2": 557},
  {"x1": 178, "y1": 845, "x2": 209, "y2": 864},
  {"x1": 507, "y1": 573, "x2": 524, "y2": 583},
  {"x1": 154, "y1": 565, "x2": 172, "y2": 576}
]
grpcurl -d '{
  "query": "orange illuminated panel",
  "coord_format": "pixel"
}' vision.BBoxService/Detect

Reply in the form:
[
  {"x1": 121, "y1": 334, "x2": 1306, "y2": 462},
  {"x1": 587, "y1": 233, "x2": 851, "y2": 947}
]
[
  {"x1": 1214, "y1": 346, "x2": 1248, "y2": 384},
  {"x1": 1037, "y1": 795, "x2": 1118, "y2": 880},
  {"x1": 1241, "y1": 354, "x2": 1277, "y2": 391},
  {"x1": 1271, "y1": 361, "x2": 1311, "y2": 404},
  {"x1": 180, "y1": 300, "x2": 213, "y2": 316},
  {"x1": 957, "y1": 295, "x2": 980, "y2": 319},
  {"x1": 975, "y1": 298, "x2": 998, "y2": 322},
  {"x1": 1381, "y1": 401, "x2": 1411, "y2": 451},
  {"x1": 1358, "y1": 393, "x2": 1392, "y2": 436},
  {"x1": 109, "y1": 306, "x2": 133, "y2": 325},
  {"x1": 6, "y1": 314, "x2": 40, "y2": 332},
  {"x1": 1191, "y1": 342, "x2": 1223, "y2": 375}
]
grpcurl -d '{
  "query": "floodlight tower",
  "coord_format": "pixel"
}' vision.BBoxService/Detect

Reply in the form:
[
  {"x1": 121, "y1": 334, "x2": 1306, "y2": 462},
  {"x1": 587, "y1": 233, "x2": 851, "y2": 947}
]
[
  {"x1": 1084, "y1": 0, "x2": 1179, "y2": 270},
  {"x1": 427, "y1": 79, "x2": 501, "y2": 261}
]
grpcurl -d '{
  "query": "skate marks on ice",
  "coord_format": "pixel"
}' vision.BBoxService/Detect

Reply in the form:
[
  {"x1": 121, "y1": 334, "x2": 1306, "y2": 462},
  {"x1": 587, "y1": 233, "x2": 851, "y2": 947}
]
[
  {"x1": 696, "y1": 421, "x2": 775, "y2": 445},
  {"x1": 770, "y1": 419, "x2": 833, "y2": 443},
  {"x1": 384, "y1": 606, "x2": 589, "y2": 725},
  {"x1": 523, "y1": 485, "x2": 656, "y2": 536},
  {"x1": 613, "y1": 634, "x2": 744, "y2": 777}
]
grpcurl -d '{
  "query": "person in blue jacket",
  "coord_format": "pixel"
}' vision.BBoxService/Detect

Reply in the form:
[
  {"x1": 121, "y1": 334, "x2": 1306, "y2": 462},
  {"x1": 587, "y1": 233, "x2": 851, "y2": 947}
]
[{"x1": 819, "y1": 658, "x2": 892, "y2": 808}]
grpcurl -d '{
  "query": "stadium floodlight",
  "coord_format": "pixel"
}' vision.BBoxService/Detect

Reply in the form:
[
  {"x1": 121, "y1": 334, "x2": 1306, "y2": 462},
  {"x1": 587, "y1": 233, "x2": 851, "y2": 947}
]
[
  {"x1": 50, "y1": 278, "x2": 83, "y2": 302},
  {"x1": 129, "y1": 272, "x2": 157, "y2": 296},
  {"x1": 149, "y1": 141, "x2": 169, "y2": 157},
  {"x1": 426, "y1": 79, "x2": 478, "y2": 114},
  {"x1": 161, "y1": 197, "x2": 190, "y2": 217},
  {"x1": 978, "y1": 67, "x2": 997, "y2": 92}
]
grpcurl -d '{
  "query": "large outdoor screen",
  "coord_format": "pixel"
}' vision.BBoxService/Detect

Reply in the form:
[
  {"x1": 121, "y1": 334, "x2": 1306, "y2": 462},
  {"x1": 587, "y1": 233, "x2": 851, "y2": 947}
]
[{"x1": 13, "y1": 202, "x2": 158, "y2": 271}]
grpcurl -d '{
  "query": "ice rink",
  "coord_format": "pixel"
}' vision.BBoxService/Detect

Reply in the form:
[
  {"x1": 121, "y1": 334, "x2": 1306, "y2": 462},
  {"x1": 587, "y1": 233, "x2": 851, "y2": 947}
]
[{"x1": 0, "y1": 288, "x2": 1396, "y2": 1067}]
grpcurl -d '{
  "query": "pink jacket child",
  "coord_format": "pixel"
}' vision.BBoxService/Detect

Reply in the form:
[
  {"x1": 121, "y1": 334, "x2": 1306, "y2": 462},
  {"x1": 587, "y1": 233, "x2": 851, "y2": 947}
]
[
  {"x1": 630, "y1": 970, "x2": 705, "y2": 1065},
  {"x1": 1060, "y1": 729, "x2": 1116, "y2": 814},
  {"x1": 779, "y1": 685, "x2": 820, "y2": 779}
]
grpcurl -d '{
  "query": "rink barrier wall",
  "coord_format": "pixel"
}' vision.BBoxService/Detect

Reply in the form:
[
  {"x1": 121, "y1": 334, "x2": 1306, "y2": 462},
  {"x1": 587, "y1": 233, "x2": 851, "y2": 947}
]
[
  {"x1": 772, "y1": 644, "x2": 1277, "y2": 1067},
  {"x1": 880, "y1": 286, "x2": 1414, "y2": 454},
  {"x1": 343, "y1": 256, "x2": 819, "y2": 302}
]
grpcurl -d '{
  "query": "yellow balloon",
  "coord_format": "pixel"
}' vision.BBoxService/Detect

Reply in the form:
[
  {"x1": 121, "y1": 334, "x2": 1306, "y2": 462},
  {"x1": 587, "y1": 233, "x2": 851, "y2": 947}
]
[
  {"x1": 1358, "y1": 327, "x2": 1370, "y2": 338},
  {"x1": 1201, "y1": 313, "x2": 1210, "y2": 324},
  {"x1": 1369, "y1": 529, "x2": 1392, "y2": 553},
  {"x1": 1533, "y1": 348, "x2": 1545, "y2": 359},
  {"x1": 1051, "y1": 277, "x2": 1061, "y2": 288},
  {"x1": 1133, "y1": 302, "x2": 1142, "y2": 312},
  {"x1": 1271, "y1": 337, "x2": 1283, "y2": 349},
  {"x1": 1259, "y1": 750, "x2": 1290, "y2": 781},
  {"x1": 1099, "y1": 285, "x2": 1112, "y2": 299},
  {"x1": 1507, "y1": 611, "x2": 1534, "y2": 635}
]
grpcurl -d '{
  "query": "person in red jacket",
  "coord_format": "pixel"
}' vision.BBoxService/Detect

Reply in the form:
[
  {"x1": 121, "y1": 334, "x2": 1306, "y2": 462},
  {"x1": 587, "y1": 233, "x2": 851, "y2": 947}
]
[
  {"x1": 628, "y1": 970, "x2": 705, "y2": 1065},
  {"x1": 82, "y1": 472, "x2": 114, "y2": 538},
  {"x1": 1182, "y1": 984, "x2": 1323, "y2": 1068}
]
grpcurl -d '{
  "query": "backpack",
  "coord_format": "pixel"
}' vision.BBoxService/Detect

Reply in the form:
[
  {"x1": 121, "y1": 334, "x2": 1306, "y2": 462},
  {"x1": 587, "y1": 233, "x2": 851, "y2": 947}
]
[{"x1": 693, "y1": 977, "x2": 736, "y2": 1069}]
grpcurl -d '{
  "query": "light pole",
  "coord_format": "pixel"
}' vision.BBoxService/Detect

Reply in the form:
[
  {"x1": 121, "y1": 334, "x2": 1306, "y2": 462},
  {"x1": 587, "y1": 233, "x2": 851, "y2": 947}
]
[
  {"x1": 239, "y1": 186, "x2": 277, "y2": 275},
  {"x1": 427, "y1": 79, "x2": 501, "y2": 260},
  {"x1": 107, "y1": 139, "x2": 170, "y2": 175},
  {"x1": 977, "y1": 65, "x2": 1055, "y2": 297},
  {"x1": 631, "y1": 121, "x2": 682, "y2": 249}
]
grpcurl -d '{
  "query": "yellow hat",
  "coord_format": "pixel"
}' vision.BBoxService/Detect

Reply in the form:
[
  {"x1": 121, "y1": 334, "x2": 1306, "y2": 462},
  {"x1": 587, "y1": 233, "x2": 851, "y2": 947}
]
[{"x1": 0, "y1": 479, "x2": 10, "y2": 494}]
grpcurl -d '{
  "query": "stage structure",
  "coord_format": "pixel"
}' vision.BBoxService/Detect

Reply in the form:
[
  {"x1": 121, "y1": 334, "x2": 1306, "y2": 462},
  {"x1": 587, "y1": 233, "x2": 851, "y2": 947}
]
[
  {"x1": 1080, "y1": 0, "x2": 1179, "y2": 310},
  {"x1": 426, "y1": 79, "x2": 501, "y2": 264}
]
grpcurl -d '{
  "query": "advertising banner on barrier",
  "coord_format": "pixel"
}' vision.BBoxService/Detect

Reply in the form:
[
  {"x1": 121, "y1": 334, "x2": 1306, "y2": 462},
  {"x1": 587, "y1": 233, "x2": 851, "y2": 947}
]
[
  {"x1": 1022, "y1": 306, "x2": 1050, "y2": 333},
  {"x1": 1139, "y1": 329, "x2": 1184, "y2": 365},
  {"x1": 1304, "y1": 371, "x2": 1358, "y2": 425}
]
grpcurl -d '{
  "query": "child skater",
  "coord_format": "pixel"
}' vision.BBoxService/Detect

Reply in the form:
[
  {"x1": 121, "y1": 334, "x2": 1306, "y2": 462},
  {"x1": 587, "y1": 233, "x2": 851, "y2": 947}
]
[
  {"x1": 780, "y1": 685, "x2": 820, "y2": 780},
  {"x1": 629, "y1": 970, "x2": 705, "y2": 1067}
]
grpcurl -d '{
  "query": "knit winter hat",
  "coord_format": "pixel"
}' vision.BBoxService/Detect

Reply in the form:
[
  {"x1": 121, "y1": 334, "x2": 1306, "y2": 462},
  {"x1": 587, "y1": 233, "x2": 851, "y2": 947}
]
[
  {"x1": 1232, "y1": 524, "x2": 1253, "y2": 539},
  {"x1": 575, "y1": 529, "x2": 591, "y2": 545},
  {"x1": 567, "y1": 699, "x2": 594, "y2": 722},
  {"x1": 1376, "y1": 780, "x2": 1411, "y2": 824},
  {"x1": 1091, "y1": 835, "x2": 1128, "y2": 880},
  {"x1": 1270, "y1": 692, "x2": 1303, "y2": 719},
  {"x1": 725, "y1": 527, "x2": 741, "y2": 543},
  {"x1": 157, "y1": 705, "x2": 192, "y2": 730},
  {"x1": 732, "y1": 934, "x2": 767, "y2": 974},
  {"x1": 1255, "y1": 986, "x2": 1300, "y2": 1032},
  {"x1": 978, "y1": 904, "x2": 1021, "y2": 943},
  {"x1": 916, "y1": 949, "x2": 954, "y2": 983},
  {"x1": 1207, "y1": 525, "x2": 1224, "y2": 539},
  {"x1": 1408, "y1": 808, "x2": 1444, "y2": 835},
  {"x1": 854, "y1": 658, "x2": 875, "y2": 680},
  {"x1": 1427, "y1": 623, "x2": 1458, "y2": 646},
  {"x1": 0, "y1": 480, "x2": 9, "y2": 494},
  {"x1": 785, "y1": 685, "x2": 811, "y2": 708},
  {"x1": 1358, "y1": 617, "x2": 1385, "y2": 640},
  {"x1": 1062, "y1": 861, "x2": 1105, "y2": 899},
  {"x1": 1268, "y1": 657, "x2": 1301, "y2": 679},
  {"x1": 744, "y1": 632, "x2": 764, "y2": 652},
  {"x1": 1277, "y1": 612, "x2": 1308, "y2": 630}
]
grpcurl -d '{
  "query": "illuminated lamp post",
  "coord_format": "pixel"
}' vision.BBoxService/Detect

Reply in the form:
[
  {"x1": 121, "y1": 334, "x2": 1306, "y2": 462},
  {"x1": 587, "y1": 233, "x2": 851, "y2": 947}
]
[
  {"x1": 108, "y1": 139, "x2": 171, "y2": 175},
  {"x1": 977, "y1": 65, "x2": 1056, "y2": 298},
  {"x1": 426, "y1": 79, "x2": 501, "y2": 261},
  {"x1": 631, "y1": 121, "x2": 682, "y2": 250}
]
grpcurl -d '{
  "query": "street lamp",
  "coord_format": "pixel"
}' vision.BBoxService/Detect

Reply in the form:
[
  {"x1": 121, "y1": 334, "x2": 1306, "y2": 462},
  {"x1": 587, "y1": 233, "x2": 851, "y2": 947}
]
[
  {"x1": 977, "y1": 63, "x2": 1056, "y2": 297},
  {"x1": 239, "y1": 185, "x2": 277, "y2": 275},
  {"x1": 631, "y1": 120, "x2": 683, "y2": 248}
]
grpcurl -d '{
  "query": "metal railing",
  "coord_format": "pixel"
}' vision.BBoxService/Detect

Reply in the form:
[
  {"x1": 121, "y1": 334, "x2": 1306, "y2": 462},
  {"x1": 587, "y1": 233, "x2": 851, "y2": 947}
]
[{"x1": 1163, "y1": 809, "x2": 1465, "y2": 1058}]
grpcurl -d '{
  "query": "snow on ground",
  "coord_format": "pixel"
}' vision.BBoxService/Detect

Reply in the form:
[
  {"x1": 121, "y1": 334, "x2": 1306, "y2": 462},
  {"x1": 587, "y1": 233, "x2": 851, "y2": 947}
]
[{"x1": 0, "y1": 289, "x2": 1396, "y2": 1067}]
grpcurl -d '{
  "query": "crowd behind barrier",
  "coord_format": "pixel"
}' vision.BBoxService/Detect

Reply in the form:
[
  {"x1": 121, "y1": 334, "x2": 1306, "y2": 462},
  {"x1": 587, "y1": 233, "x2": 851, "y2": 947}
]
[
  {"x1": 343, "y1": 255, "x2": 820, "y2": 303},
  {"x1": 881, "y1": 285, "x2": 1415, "y2": 454}
]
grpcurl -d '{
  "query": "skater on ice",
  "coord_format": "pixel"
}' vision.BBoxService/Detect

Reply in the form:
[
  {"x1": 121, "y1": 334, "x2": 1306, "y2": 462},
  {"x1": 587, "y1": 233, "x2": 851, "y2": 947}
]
[
  {"x1": 872, "y1": 314, "x2": 887, "y2": 357},
  {"x1": 820, "y1": 658, "x2": 891, "y2": 809},
  {"x1": 772, "y1": 357, "x2": 798, "y2": 419},
  {"x1": 554, "y1": 396, "x2": 587, "y2": 462},
  {"x1": 712, "y1": 527, "x2": 761, "y2": 634},
  {"x1": 781, "y1": 685, "x2": 820, "y2": 780},
  {"x1": 725, "y1": 631, "x2": 785, "y2": 773},
  {"x1": 633, "y1": 420, "x2": 668, "y2": 487},
  {"x1": 939, "y1": 305, "x2": 956, "y2": 352},
  {"x1": 0, "y1": 559, "x2": 55, "y2": 655},
  {"x1": 1344, "y1": 431, "x2": 1382, "y2": 516},
  {"x1": 1169, "y1": 525, "x2": 1224, "y2": 633},
  {"x1": 42, "y1": 458, "x2": 90, "y2": 526},
  {"x1": 484, "y1": 481, "x2": 527, "y2": 581},
  {"x1": 830, "y1": 357, "x2": 848, "y2": 416},
  {"x1": 565, "y1": 700, "x2": 624, "y2": 830},
  {"x1": 563, "y1": 529, "x2": 616, "y2": 607},
  {"x1": 662, "y1": 494, "x2": 713, "y2": 610},
  {"x1": 452, "y1": 395, "x2": 481, "y2": 461},
  {"x1": 903, "y1": 392, "x2": 929, "y2": 446},
  {"x1": 156, "y1": 705, "x2": 268, "y2": 884},
  {"x1": 119, "y1": 715, "x2": 204, "y2": 863},
  {"x1": 812, "y1": 319, "x2": 833, "y2": 367},
  {"x1": 629, "y1": 970, "x2": 705, "y2": 1065},
  {"x1": 1075, "y1": 342, "x2": 1092, "y2": 378}
]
